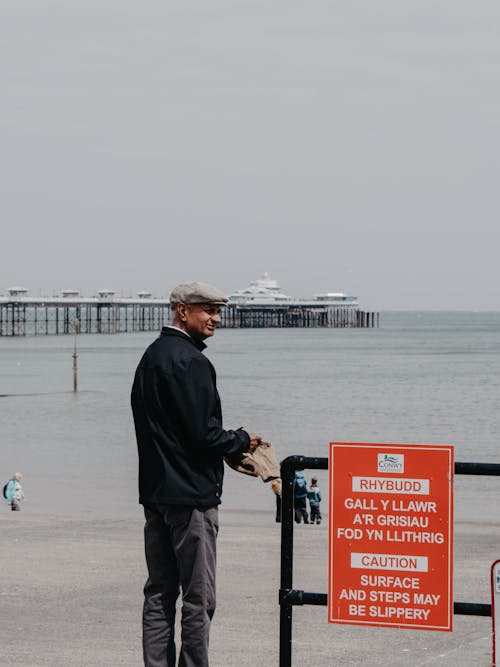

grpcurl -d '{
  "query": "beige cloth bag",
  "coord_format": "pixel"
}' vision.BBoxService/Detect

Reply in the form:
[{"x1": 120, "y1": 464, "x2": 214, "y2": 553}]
[{"x1": 224, "y1": 441, "x2": 280, "y2": 482}]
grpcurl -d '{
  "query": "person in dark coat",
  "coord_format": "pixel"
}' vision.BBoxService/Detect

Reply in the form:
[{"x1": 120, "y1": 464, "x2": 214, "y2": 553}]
[
  {"x1": 293, "y1": 471, "x2": 309, "y2": 523},
  {"x1": 131, "y1": 281, "x2": 262, "y2": 667}
]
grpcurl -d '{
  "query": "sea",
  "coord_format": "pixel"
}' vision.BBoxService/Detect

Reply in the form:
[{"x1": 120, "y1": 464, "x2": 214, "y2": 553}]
[{"x1": 0, "y1": 311, "x2": 499, "y2": 522}]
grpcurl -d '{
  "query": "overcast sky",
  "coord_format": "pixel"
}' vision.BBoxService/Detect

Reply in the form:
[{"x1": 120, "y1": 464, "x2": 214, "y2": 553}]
[{"x1": 1, "y1": 0, "x2": 499, "y2": 310}]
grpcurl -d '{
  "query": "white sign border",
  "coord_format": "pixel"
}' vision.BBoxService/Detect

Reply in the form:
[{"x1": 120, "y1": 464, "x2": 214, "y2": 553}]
[{"x1": 329, "y1": 442, "x2": 454, "y2": 631}]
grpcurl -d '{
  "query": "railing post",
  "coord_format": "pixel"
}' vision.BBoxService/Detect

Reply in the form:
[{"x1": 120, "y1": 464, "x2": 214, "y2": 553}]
[
  {"x1": 279, "y1": 594, "x2": 293, "y2": 667},
  {"x1": 279, "y1": 457, "x2": 302, "y2": 667}
]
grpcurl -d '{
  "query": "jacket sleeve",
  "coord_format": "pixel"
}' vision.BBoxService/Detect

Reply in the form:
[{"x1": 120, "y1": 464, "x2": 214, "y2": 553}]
[{"x1": 162, "y1": 354, "x2": 250, "y2": 457}]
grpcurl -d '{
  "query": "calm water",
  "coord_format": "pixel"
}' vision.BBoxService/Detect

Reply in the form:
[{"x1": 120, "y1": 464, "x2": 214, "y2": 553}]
[{"x1": 1, "y1": 312, "x2": 499, "y2": 520}]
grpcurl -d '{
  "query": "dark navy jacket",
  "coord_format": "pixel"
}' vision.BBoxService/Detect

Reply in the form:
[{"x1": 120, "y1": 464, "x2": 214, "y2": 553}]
[{"x1": 131, "y1": 327, "x2": 250, "y2": 507}]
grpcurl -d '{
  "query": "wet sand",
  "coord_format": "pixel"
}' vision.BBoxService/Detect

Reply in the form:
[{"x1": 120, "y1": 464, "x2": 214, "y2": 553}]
[{"x1": 0, "y1": 508, "x2": 497, "y2": 666}]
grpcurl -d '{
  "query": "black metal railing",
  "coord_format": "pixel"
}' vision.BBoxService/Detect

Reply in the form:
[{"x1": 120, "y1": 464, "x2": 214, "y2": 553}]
[{"x1": 279, "y1": 455, "x2": 500, "y2": 667}]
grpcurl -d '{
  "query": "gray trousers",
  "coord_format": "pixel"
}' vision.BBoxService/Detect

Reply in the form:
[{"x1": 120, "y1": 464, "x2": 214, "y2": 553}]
[{"x1": 143, "y1": 504, "x2": 218, "y2": 667}]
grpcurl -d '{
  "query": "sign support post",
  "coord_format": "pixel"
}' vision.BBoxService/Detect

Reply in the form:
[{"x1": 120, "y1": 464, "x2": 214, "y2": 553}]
[{"x1": 492, "y1": 559, "x2": 500, "y2": 666}]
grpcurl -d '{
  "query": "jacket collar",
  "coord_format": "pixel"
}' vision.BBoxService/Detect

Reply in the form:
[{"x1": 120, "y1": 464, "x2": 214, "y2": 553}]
[{"x1": 160, "y1": 326, "x2": 207, "y2": 351}]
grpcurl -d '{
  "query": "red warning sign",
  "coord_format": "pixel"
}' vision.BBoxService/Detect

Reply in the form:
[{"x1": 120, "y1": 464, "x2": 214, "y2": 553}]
[{"x1": 328, "y1": 442, "x2": 454, "y2": 631}]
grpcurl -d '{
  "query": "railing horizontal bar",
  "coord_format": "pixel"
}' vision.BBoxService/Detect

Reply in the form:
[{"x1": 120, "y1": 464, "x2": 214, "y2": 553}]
[
  {"x1": 453, "y1": 602, "x2": 492, "y2": 616},
  {"x1": 281, "y1": 455, "x2": 328, "y2": 473},
  {"x1": 455, "y1": 461, "x2": 500, "y2": 475},
  {"x1": 281, "y1": 456, "x2": 500, "y2": 476},
  {"x1": 280, "y1": 590, "x2": 327, "y2": 606},
  {"x1": 280, "y1": 590, "x2": 492, "y2": 616}
]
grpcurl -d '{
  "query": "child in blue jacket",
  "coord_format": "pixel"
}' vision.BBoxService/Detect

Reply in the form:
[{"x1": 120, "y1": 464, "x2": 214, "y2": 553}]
[
  {"x1": 5, "y1": 473, "x2": 24, "y2": 511},
  {"x1": 307, "y1": 477, "x2": 322, "y2": 525}
]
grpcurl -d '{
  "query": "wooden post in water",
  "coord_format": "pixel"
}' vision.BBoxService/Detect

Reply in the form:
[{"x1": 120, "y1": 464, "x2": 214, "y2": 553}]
[{"x1": 72, "y1": 317, "x2": 79, "y2": 392}]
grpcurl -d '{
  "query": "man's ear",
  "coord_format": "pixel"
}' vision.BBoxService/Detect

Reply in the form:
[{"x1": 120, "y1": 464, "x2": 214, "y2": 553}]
[{"x1": 176, "y1": 303, "x2": 188, "y2": 322}]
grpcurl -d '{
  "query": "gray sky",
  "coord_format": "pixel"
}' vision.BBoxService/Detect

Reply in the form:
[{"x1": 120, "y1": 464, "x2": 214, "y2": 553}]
[{"x1": 1, "y1": 0, "x2": 499, "y2": 310}]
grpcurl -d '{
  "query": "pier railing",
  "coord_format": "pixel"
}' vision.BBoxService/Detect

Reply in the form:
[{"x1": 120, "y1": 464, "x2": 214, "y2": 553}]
[
  {"x1": 279, "y1": 455, "x2": 500, "y2": 667},
  {"x1": 0, "y1": 300, "x2": 379, "y2": 336}
]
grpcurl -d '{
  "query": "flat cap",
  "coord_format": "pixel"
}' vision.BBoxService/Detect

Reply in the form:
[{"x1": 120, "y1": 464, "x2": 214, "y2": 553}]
[{"x1": 169, "y1": 281, "x2": 228, "y2": 308}]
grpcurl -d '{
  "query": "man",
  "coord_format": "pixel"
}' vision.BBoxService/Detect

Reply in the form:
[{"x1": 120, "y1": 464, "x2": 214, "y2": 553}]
[{"x1": 131, "y1": 281, "x2": 262, "y2": 667}]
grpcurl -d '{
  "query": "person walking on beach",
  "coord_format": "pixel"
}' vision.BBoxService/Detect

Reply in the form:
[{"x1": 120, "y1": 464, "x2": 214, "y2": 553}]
[
  {"x1": 271, "y1": 478, "x2": 282, "y2": 523},
  {"x1": 293, "y1": 471, "x2": 309, "y2": 523},
  {"x1": 307, "y1": 477, "x2": 322, "y2": 525},
  {"x1": 4, "y1": 472, "x2": 24, "y2": 511},
  {"x1": 131, "y1": 281, "x2": 262, "y2": 667}
]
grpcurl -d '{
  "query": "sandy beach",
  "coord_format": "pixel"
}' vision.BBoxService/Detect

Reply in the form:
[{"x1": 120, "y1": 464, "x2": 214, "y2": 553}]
[{"x1": 0, "y1": 507, "x2": 497, "y2": 667}]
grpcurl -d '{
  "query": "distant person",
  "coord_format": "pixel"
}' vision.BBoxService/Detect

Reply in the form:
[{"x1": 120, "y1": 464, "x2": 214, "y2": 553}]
[
  {"x1": 307, "y1": 477, "x2": 322, "y2": 525},
  {"x1": 271, "y1": 478, "x2": 282, "y2": 523},
  {"x1": 4, "y1": 472, "x2": 24, "y2": 511},
  {"x1": 293, "y1": 471, "x2": 309, "y2": 523},
  {"x1": 131, "y1": 281, "x2": 263, "y2": 667}
]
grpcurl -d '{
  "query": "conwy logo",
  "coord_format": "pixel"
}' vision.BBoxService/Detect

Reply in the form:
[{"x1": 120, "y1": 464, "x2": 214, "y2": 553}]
[{"x1": 377, "y1": 453, "x2": 404, "y2": 473}]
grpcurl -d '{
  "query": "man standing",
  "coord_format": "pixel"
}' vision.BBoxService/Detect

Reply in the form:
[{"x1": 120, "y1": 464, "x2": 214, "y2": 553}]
[{"x1": 131, "y1": 281, "x2": 262, "y2": 667}]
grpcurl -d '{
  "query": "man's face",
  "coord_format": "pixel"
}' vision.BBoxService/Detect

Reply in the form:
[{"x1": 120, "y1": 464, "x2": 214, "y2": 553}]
[{"x1": 178, "y1": 303, "x2": 222, "y2": 340}]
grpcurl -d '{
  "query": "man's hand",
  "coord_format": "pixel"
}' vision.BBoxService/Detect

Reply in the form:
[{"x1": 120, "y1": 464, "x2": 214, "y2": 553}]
[{"x1": 246, "y1": 432, "x2": 263, "y2": 453}]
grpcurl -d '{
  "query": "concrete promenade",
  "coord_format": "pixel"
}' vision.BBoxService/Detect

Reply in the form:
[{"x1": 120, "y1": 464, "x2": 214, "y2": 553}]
[{"x1": 0, "y1": 509, "x2": 497, "y2": 666}]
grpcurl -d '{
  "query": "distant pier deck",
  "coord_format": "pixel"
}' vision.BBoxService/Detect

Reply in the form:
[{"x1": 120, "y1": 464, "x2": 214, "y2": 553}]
[{"x1": 0, "y1": 296, "x2": 379, "y2": 336}]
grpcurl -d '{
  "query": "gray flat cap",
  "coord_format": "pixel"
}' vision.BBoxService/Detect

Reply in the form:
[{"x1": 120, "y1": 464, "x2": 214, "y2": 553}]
[{"x1": 169, "y1": 281, "x2": 228, "y2": 308}]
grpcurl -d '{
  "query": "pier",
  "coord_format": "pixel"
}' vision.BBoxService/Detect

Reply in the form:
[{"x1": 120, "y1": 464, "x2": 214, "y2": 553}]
[{"x1": 0, "y1": 290, "x2": 379, "y2": 336}]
